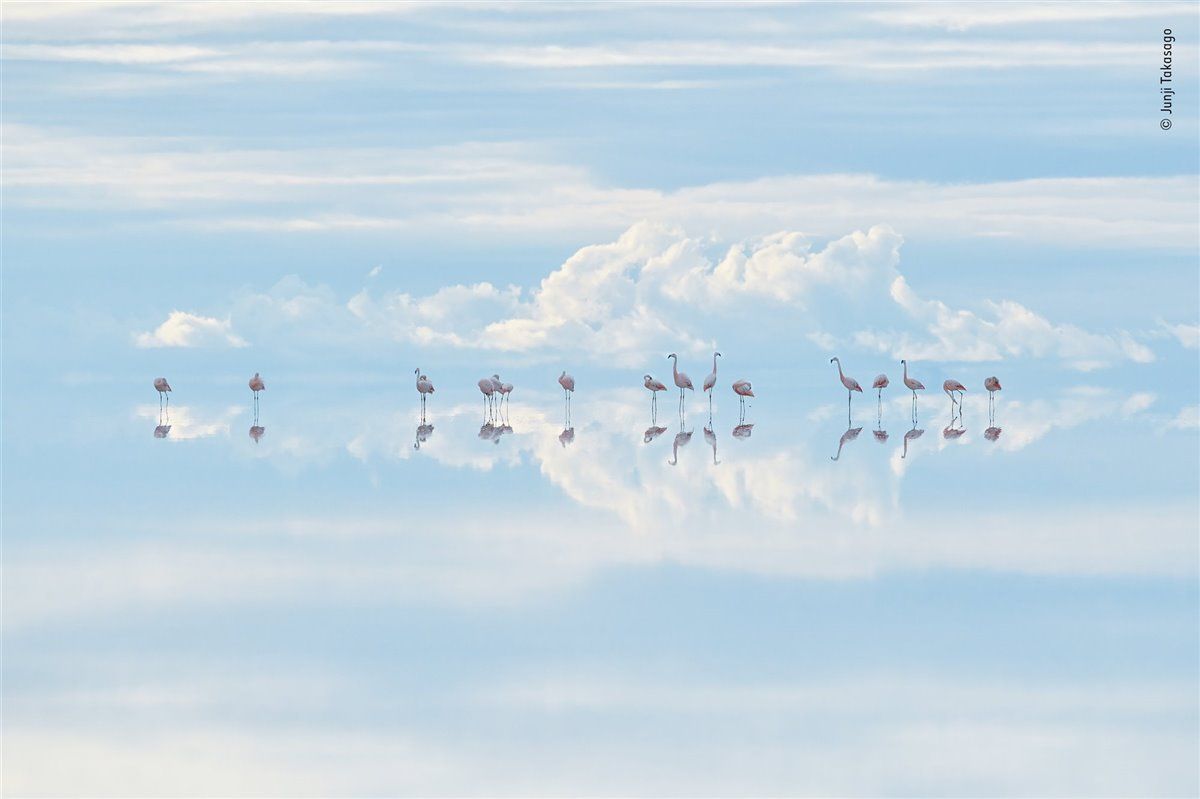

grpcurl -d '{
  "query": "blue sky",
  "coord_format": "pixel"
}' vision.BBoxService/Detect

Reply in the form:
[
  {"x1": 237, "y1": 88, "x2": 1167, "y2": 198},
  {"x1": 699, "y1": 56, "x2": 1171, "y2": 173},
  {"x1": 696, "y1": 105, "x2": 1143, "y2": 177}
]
[{"x1": 3, "y1": 2, "x2": 1199, "y2": 795}]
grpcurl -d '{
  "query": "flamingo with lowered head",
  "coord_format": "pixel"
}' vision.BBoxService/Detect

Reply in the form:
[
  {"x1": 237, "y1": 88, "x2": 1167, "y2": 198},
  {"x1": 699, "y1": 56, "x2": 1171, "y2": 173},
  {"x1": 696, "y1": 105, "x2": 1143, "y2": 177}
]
[
  {"x1": 478, "y1": 376, "x2": 496, "y2": 417},
  {"x1": 984, "y1": 375, "x2": 1002, "y2": 421},
  {"x1": 154, "y1": 377, "x2": 172, "y2": 409},
  {"x1": 644, "y1": 374, "x2": 667, "y2": 416},
  {"x1": 943, "y1": 378, "x2": 967, "y2": 411},
  {"x1": 732, "y1": 379, "x2": 754, "y2": 422},
  {"x1": 414, "y1": 368, "x2": 434, "y2": 414},
  {"x1": 558, "y1": 370, "x2": 575, "y2": 425}
]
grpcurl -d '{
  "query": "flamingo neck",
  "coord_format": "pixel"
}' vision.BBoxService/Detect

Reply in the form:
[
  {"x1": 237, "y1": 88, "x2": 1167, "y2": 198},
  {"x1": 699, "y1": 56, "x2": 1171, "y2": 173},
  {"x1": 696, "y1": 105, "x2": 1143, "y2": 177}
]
[
  {"x1": 834, "y1": 359, "x2": 845, "y2": 380},
  {"x1": 671, "y1": 357, "x2": 679, "y2": 380}
]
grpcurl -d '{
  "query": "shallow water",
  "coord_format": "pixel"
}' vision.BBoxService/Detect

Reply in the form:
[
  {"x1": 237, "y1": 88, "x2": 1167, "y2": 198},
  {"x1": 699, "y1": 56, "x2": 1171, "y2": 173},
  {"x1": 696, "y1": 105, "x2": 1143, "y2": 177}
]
[{"x1": 4, "y1": 361, "x2": 1197, "y2": 796}]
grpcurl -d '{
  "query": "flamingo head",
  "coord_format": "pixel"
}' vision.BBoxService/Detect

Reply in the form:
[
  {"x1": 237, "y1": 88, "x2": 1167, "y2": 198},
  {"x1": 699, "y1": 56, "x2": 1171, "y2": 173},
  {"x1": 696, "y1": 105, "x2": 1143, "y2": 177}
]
[
  {"x1": 492, "y1": 373, "x2": 499, "y2": 380},
  {"x1": 715, "y1": 351, "x2": 722, "y2": 358},
  {"x1": 667, "y1": 353, "x2": 677, "y2": 360},
  {"x1": 414, "y1": 367, "x2": 419, "y2": 375},
  {"x1": 901, "y1": 359, "x2": 906, "y2": 365},
  {"x1": 830, "y1": 357, "x2": 838, "y2": 364}
]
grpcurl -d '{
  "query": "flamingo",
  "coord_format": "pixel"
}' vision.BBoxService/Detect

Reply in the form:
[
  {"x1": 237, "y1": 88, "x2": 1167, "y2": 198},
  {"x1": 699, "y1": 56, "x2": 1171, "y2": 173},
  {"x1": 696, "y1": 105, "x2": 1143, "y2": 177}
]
[
  {"x1": 667, "y1": 354, "x2": 693, "y2": 417},
  {"x1": 901, "y1": 359, "x2": 924, "y2": 419},
  {"x1": 154, "y1": 423, "x2": 171, "y2": 439},
  {"x1": 831, "y1": 426, "x2": 863, "y2": 461},
  {"x1": 249, "y1": 425, "x2": 265, "y2": 443},
  {"x1": 984, "y1": 426, "x2": 1002, "y2": 442},
  {"x1": 154, "y1": 377, "x2": 172, "y2": 410},
  {"x1": 830, "y1": 357, "x2": 863, "y2": 420},
  {"x1": 943, "y1": 378, "x2": 967, "y2": 414},
  {"x1": 414, "y1": 368, "x2": 435, "y2": 415},
  {"x1": 644, "y1": 374, "x2": 667, "y2": 417},
  {"x1": 702, "y1": 351, "x2": 721, "y2": 409},
  {"x1": 732, "y1": 379, "x2": 754, "y2": 422},
  {"x1": 558, "y1": 426, "x2": 575, "y2": 448},
  {"x1": 732, "y1": 423, "x2": 754, "y2": 440},
  {"x1": 493, "y1": 374, "x2": 512, "y2": 413},
  {"x1": 558, "y1": 370, "x2": 574, "y2": 424},
  {"x1": 872, "y1": 373, "x2": 889, "y2": 411},
  {"x1": 943, "y1": 422, "x2": 966, "y2": 440},
  {"x1": 984, "y1": 375, "x2": 1002, "y2": 423},
  {"x1": 478, "y1": 376, "x2": 496, "y2": 418}
]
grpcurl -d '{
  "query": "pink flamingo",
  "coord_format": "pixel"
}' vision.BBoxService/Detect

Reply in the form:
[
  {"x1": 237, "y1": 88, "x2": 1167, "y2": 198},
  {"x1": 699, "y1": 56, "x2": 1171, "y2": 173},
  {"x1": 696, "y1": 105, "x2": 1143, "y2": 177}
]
[
  {"x1": 154, "y1": 377, "x2": 172, "y2": 410},
  {"x1": 414, "y1": 368, "x2": 435, "y2": 415},
  {"x1": 732, "y1": 379, "x2": 754, "y2": 422},
  {"x1": 478, "y1": 376, "x2": 496, "y2": 418},
  {"x1": 667, "y1": 354, "x2": 693, "y2": 417},
  {"x1": 558, "y1": 370, "x2": 575, "y2": 425},
  {"x1": 644, "y1": 374, "x2": 667, "y2": 416},
  {"x1": 831, "y1": 357, "x2": 862, "y2": 419},
  {"x1": 984, "y1": 375, "x2": 1002, "y2": 423},
  {"x1": 872, "y1": 373, "x2": 889, "y2": 409},
  {"x1": 943, "y1": 378, "x2": 967, "y2": 412},
  {"x1": 702, "y1": 351, "x2": 721, "y2": 409},
  {"x1": 901, "y1": 359, "x2": 924, "y2": 419},
  {"x1": 494, "y1": 374, "x2": 512, "y2": 413}
]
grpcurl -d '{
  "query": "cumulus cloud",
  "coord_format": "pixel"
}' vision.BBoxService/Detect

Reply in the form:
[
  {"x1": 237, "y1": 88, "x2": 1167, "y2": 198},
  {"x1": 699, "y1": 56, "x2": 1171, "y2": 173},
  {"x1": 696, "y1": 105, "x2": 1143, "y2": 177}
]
[
  {"x1": 197, "y1": 223, "x2": 1155, "y2": 370},
  {"x1": 134, "y1": 310, "x2": 246, "y2": 348},
  {"x1": 853, "y1": 275, "x2": 1155, "y2": 369}
]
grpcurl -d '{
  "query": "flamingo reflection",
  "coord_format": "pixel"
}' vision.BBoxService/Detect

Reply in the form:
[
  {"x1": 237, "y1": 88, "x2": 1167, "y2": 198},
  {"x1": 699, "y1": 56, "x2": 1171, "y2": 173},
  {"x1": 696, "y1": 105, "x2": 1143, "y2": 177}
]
[
  {"x1": 414, "y1": 422, "x2": 434, "y2": 450},
  {"x1": 830, "y1": 426, "x2": 863, "y2": 461},
  {"x1": 668, "y1": 424, "x2": 692, "y2": 465},
  {"x1": 644, "y1": 425, "x2": 667, "y2": 443},
  {"x1": 249, "y1": 425, "x2": 265, "y2": 443},
  {"x1": 901, "y1": 424, "x2": 925, "y2": 459},
  {"x1": 732, "y1": 423, "x2": 754, "y2": 440},
  {"x1": 558, "y1": 426, "x2": 575, "y2": 447},
  {"x1": 704, "y1": 424, "x2": 720, "y2": 465}
]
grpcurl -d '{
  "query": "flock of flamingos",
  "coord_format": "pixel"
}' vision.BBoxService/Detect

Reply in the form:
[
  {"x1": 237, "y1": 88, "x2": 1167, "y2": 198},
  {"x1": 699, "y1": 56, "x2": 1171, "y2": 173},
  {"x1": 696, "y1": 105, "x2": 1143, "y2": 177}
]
[{"x1": 150, "y1": 354, "x2": 1004, "y2": 460}]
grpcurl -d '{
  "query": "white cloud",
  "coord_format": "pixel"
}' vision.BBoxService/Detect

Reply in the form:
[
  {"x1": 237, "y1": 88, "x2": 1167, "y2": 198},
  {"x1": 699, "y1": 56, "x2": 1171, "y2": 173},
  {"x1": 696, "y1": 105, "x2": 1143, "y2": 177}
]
[
  {"x1": 134, "y1": 310, "x2": 246, "y2": 349},
  {"x1": 194, "y1": 223, "x2": 1158, "y2": 371},
  {"x1": 1167, "y1": 405, "x2": 1199, "y2": 430},
  {"x1": 6, "y1": 126, "x2": 1196, "y2": 250},
  {"x1": 1161, "y1": 321, "x2": 1200, "y2": 349},
  {"x1": 853, "y1": 275, "x2": 1156, "y2": 369},
  {"x1": 864, "y1": 2, "x2": 1186, "y2": 31}
]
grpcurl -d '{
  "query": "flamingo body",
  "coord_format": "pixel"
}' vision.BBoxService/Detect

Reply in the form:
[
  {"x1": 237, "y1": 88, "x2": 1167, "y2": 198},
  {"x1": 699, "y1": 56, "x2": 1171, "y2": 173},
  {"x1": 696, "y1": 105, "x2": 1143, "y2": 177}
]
[
  {"x1": 248, "y1": 373, "x2": 265, "y2": 393},
  {"x1": 872, "y1": 374, "x2": 889, "y2": 390},
  {"x1": 558, "y1": 371, "x2": 575, "y2": 393},
  {"x1": 984, "y1": 376, "x2": 1002, "y2": 394},
  {"x1": 644, "y1": 375, "x2": 667, "y2": 393},
  {"x1": 732, "y1": 380, "x2": 754, "y2": 398},
  {"x1": 154, "y1": 377, "x2": 171, "y2": 393}
]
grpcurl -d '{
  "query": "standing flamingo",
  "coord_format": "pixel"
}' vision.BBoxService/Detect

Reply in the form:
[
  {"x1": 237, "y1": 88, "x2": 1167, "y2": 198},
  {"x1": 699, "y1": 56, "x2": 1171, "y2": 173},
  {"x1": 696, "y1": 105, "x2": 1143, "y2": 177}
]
[
  {"x1": 478, "y1": 376, "x2": 496, "y2": 418},
  {"x1": 901, "y1": 359, "x2": 925, "y2": 420},
  {"x1": 702, "y1": 351, "x2": 721, "y2": 410},
  {"x1": 154, "y1": 377, "x2": 172, "y2": 411},
  {"x1": 644, "y1": 374, "x2": 667, "y2": 418},
  {"x1": 943, "y1": 378, "x2": 967, "y2": 414},
  {"x1": 831, "y1": 357, "x2": 862, "y2": 421},
  {"x1": 249, "y1": 372, "x2": 266, "y2": 429},
  {"x1": 732, "y1": 379, "x2": 754, "y2": 422},
  {"x1": 492, "y1": 374, "x2": 512, "y2": 415},
  {"x1": 558, "y1": 370, "x2": 575, "y2": 426},
  {"x1": 872, "y1": 373, "x2": 889, "y2": 409},
  {"x1": 667, "y1": 354, "x2": 693, "y2": 417},
  {"x1": 415, "y1": 368, "x2": 435, "y2": 416},
  {"x1": 984, "y1": 375, "x2": 1002, "y2": 423}
]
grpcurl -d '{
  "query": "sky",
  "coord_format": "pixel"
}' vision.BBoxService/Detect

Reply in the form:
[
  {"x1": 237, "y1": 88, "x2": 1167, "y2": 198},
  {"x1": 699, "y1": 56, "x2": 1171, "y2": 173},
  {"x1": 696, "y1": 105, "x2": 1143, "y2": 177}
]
[{"x1": 2, "y1": 2, "x2": 1199, "y2": 796}]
